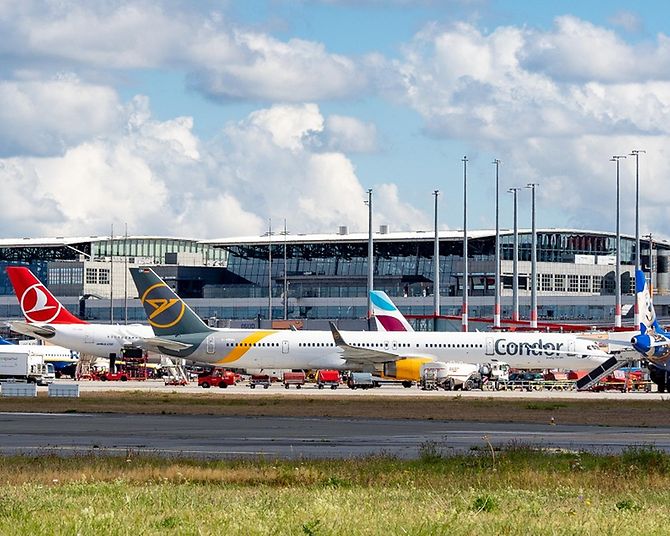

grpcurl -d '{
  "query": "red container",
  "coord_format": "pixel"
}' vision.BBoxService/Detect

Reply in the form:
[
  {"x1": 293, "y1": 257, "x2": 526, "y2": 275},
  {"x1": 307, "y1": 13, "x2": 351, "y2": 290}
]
[{"x1": 317, "y1": 369, "x2": 341, "y2": 383}]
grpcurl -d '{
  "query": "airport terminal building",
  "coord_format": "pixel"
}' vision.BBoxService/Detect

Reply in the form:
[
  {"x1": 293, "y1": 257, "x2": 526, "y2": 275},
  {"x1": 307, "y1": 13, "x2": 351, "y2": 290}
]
[{"x1": 0, "y1": 228, "x2": 667, "y2": 329}]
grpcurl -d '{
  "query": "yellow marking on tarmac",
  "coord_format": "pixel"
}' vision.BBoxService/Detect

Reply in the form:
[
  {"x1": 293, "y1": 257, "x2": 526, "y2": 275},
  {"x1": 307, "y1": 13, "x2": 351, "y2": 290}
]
[{"x1": 216, "y1": 331, "x2": 276, "y2": 364}]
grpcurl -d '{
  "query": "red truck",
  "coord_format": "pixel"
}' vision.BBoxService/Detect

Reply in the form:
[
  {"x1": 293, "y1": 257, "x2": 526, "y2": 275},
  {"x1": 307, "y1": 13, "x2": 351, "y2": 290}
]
[
  {"x1": 316, "y1": 369, "x2": 341, "y2": 389},
  {"x1": 198, "y1": 368, "x2": 236, "y2": 389}
]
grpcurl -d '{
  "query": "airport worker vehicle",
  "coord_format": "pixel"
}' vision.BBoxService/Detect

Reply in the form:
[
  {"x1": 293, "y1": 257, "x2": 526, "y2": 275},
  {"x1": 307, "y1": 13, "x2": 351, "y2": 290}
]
[
  {"x1": 198, "y1": 368, "x2": 235, "y2": 389},
  {"x1": 347, "y1": 372, "x2": 375, "y2": 389},
  {"x1": 316, "y1": 369, "x2": 341, "y2": 389},
  {"x1": 0, "y1": 350, "x2": 51, "y2": 385},
  {"x1": 129, "y1": 267, "x2": 615, "y2": 385},
  {"x1": 0, "y1": 336, "x2": 79, "y2": 379},
  {"x1": 282, "y1": 371, "x2": 306, "y2": 389},
  {"x1": 249, "y1": 374, "x2": 271, "y2": 389},
  {"x1": 419, "y1": 362, "x2": 482, "y2": 391}
]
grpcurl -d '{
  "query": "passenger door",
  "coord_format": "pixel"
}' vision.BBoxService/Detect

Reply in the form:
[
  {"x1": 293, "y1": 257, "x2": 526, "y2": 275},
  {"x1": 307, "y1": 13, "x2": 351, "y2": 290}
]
[{"x1": 282, "y1": 340, "x2": 289, "y2": 354}]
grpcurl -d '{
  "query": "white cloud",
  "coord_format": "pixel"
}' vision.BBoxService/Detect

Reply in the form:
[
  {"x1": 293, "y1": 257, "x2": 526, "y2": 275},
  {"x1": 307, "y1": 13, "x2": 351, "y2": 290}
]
[
  {"x1": 0, "y1": 1, "x2": 366, "y2": 102},
  {"x1": 190, "y1": 32, "x2": 365, "y2": 101},
  {"x1": 0, "y1": 95, "x2": 425, "y2": 238},
  {"x1": 323, "y1": 115, "x2": 378, "y2": 153},
  {"x1": 384, "y1": 17, "x2": 670, "y2": 236},
  {"x1": 0, "y1": 76, "x2": 123, "y2": 156}
]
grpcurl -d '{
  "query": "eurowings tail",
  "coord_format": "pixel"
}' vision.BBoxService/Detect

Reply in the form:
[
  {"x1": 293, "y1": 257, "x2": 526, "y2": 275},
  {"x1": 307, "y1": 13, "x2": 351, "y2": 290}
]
[
  {"x1": 6, "y1": 266, "x2": 87, "y2": 324},
  {"x1": 370, "y1": 290, "x2": 414, "y2": 332},
  {"x1": 130, "y1": 267, "x2": 214, "y2": 337}
]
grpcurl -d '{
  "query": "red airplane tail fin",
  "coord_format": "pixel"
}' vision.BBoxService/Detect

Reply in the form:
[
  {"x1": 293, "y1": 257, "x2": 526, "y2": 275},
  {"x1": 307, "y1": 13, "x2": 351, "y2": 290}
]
[{"x1": 6, "y1": 266, "x2": 87, "y2": 324}]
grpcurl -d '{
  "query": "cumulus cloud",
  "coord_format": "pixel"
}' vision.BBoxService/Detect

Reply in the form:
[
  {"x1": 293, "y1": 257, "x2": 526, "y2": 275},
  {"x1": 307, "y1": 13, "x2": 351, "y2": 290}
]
[
  {"x1": 0, "y1": 1, "x2": 366, "y2": 102},
  {"x1": 0, "y1": 76, "x2": 123, "y2": 157},
  {"x1": 0, "y1": 97, "x2": 425, "y2": 238},
  {"x1": 322, "y1": 115, "x2": 378, "y2": 153},
  {"x1": 381, "y1": 17, "x2": 670, "y2": 236}
]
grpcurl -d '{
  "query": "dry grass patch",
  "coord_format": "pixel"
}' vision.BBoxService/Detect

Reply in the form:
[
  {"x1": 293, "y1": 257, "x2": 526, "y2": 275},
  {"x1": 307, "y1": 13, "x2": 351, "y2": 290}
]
[{"x1": 1, "y1": 448, "x2": 670, "y2": 534}]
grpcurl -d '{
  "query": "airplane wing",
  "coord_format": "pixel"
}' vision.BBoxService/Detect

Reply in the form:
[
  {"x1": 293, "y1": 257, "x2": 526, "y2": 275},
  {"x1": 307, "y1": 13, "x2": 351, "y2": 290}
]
[
  {"x1": 329, "y1": 322, "x2": 408, "y2": 366},
  {"x1": 9, "y1": 321, "x2": 56, "y2": 338},
  {"x1": 136, "y1": 337, "x2": 193, "y2": 353}
]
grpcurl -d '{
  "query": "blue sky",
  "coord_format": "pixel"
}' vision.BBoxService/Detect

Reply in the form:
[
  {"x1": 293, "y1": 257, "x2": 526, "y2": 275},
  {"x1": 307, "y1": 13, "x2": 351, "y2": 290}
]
[{"x1": 0, "y1": 1, "x2": 668, "y2": 239}]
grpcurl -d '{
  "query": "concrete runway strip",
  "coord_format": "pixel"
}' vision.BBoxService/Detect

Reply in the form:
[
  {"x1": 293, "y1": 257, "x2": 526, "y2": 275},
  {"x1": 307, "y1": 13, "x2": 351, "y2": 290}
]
[
  {"x1": 1, "y1": 412, "x2": 668, "y2": 460},
  {"x1": 63, "y1": 379, "x2": 670, "y2": 400}
]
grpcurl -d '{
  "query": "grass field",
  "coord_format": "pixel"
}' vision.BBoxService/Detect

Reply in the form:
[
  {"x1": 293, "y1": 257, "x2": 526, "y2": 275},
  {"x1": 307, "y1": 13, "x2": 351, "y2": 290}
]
[
  {"x1": 1, "y1": 390, "x2": 669, "y2": 427},
  {"x1": 1, "y1": 447, "x2": 669, "y2": 535}
]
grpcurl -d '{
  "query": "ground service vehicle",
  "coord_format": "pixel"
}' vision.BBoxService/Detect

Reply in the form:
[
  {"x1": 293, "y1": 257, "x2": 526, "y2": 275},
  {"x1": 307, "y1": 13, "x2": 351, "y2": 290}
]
[
  {"x1": 316, "y1": 369, "x2": 340, "y2": 389},
  {"x1": 347, "y1": 372, "x2": 374, "y2": 389},
  {"x1": 249, "y1": 374, "x2": 271, "y2": 389},
  {"x1": 283, "y1": 371, "x2": 306, "y2": 389},
  {"x1": 420, "y1": 362, "x2": 482, "y2": 391},
  {"x1": 198, "y1": 368, "x2": 236, "y2": 388},
  {"x1": 0, "y1": 350, "x2": 51, "y2": 385}
]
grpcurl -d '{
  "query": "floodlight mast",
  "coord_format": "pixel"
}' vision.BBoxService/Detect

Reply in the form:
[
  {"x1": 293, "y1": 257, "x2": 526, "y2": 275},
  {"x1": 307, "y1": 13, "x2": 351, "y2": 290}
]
[{"x1": 611, "y1": 155, "x2": 627, "y2": 328}]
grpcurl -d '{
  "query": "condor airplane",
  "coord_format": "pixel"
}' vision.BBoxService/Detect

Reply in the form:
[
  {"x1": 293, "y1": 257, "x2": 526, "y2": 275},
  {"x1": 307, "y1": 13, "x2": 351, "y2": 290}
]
[
  {"x1": 5, "y1": 266, "x2": 157, "y2": 359},
  {"x1": 131, "y1": 267, "x2": 611, "y2": 382}
]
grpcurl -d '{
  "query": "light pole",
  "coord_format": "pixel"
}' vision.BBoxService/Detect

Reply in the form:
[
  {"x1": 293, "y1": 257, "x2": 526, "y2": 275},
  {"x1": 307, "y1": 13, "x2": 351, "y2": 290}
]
[
  {"x1": 462, "y1": 156, "x2": 468, "y2": 332},
  {"x1": 611, "y1": 155, "x2": 627, "y2": 328},
  {"x1": 508, "y1": 187, "x2": 521, "y2": 323},
  {"x1": 109, "y1": 223, "x2": 114, "y2": 324},
  {"x1": 282, "y1": 219, "x2": 289, "y2": 321},
  {"x1": 124, "y1": 223, "x2": 128, "y2": 325},
  {"x1": 526, "y1": 183, "x2": 539, "y2": 329},
  {"x1": 433, "y1": 190, "x2": 440, "y2": 329},
  {"x1": 268, "y1": 219, "x2": 273, "y2": 322},
  {"x1": 630, "y1": 149, "x2": 645, "y2": 328},
  {"x1": 493, "y1": 159, "x2": 501, "y2": 329},
  {"x1": 366, "y1": 189, "x2": 373, "y2": 322},
  {"x1": 647, "y1": 233, "x2": 654, "y2": 295}
]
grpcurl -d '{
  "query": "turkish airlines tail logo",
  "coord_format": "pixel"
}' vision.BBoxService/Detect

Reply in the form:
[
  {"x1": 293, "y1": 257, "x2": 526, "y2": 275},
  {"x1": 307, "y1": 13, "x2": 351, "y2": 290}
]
[{"x1": 6, "y1": 266, "x2": 87, "y2": 324}]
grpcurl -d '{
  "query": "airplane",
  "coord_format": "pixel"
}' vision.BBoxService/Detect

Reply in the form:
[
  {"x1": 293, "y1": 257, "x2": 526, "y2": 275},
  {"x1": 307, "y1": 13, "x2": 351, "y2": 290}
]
[
  {"x1": 626, "y1": 268, "x2": 670, "y2": 391},
  {"x1": 5, "y1": 266, "x2": 156, "y2": 360},
  {"x1": 0, "y1": 335, "x2": 79, "y2": 377},
  {"x1": 370, "y1": 290, "x2": 414, "y2": 332},
  {"x1": 130, "y1": 267, "x2": 612, "y2": 382}
]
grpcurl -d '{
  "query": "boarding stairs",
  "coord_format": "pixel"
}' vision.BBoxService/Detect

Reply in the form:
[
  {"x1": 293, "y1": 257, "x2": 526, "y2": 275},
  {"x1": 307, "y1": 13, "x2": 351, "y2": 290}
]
[
  {"x1": 75, "y1": 354, "x2": 98, "y2": 380},
  {"x1": 576, "y1": 354, "x2": 629, "y2": 391},
  {"x1": 160, "y1": 356, "x2": 190, "y2": 385}
]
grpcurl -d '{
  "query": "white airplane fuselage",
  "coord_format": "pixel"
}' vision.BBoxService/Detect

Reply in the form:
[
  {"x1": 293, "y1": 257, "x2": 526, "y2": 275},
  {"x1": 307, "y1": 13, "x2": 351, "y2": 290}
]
[
  {"x1": 163, "y1": 328, "x2": 609, "y2": 372},
  {"x1": 10, "y1": 322, "x2": 154, "y2": 358}
]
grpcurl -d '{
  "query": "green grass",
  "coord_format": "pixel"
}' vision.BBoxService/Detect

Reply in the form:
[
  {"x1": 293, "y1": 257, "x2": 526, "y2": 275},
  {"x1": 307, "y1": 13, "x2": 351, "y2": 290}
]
[{"x1": 1, "y1": 447, "x2": 670, "y2": 534}]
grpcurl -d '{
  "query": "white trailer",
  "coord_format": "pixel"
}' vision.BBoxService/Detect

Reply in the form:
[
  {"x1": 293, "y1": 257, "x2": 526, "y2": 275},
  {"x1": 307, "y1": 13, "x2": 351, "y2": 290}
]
[{"x1": 0, "y1": 350, "x2": 50, "y2": 385}]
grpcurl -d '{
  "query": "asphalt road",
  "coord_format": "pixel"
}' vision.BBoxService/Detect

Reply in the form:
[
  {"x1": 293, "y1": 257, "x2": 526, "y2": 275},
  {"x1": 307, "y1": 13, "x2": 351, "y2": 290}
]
[
  {"x1": 1, "y1": 412, "x2": 668, "y2": 459},
  {"x1": 64, "y1": 379, "x2": 670, "y2": 400}
]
